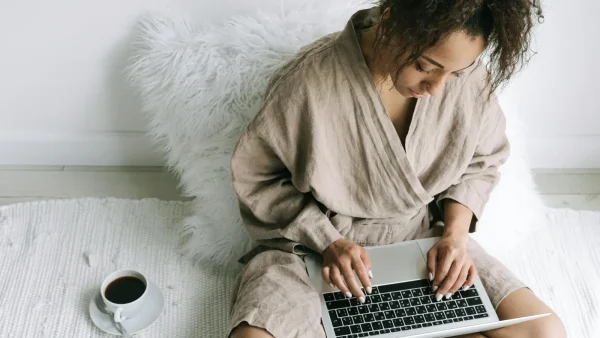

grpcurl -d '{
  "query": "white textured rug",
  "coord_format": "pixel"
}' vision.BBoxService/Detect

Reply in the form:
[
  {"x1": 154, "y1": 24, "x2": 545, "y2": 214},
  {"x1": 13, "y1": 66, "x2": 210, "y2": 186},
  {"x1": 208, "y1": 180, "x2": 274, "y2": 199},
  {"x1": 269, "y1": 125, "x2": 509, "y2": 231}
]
[{"x1": 0, "y1": 199, "x2": 598, "y2": 337}]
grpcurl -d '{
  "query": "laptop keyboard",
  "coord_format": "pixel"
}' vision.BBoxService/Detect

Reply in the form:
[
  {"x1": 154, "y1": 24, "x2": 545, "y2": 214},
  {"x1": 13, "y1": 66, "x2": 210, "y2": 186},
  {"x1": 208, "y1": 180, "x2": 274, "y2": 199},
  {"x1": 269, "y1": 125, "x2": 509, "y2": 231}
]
[{"x1": 324, "y1": 279, "x2": 489, "y2": 337}]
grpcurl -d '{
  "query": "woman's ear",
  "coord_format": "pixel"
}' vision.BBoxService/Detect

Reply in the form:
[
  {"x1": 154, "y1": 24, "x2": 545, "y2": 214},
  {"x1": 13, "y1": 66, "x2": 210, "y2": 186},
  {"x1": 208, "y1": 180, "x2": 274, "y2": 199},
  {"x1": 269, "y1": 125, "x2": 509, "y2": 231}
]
[{"x1": 381, "y1": 7, "x2": 391, "y2": 21}]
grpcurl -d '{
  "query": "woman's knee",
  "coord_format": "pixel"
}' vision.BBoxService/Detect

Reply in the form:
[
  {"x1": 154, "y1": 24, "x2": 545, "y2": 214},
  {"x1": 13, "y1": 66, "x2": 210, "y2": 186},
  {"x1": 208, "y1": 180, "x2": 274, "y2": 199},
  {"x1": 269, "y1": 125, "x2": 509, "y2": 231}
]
[
  {"x1": 527, "y1": 313, "x2": 566, "y2": 338},
  {"x1": 493, "y1": 288, "x2": 566, "y2": 338},
  {"x1": 230, "y1": 322, "x2": 274, "y2": 338}
]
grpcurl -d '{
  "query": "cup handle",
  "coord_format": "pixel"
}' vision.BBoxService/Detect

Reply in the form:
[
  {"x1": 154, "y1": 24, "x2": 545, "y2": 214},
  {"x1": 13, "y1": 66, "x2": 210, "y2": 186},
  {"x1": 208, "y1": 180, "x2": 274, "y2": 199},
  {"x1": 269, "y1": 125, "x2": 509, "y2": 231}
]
[{"x1": 114, "y1": 307, "x2": 126, "y2": 323}]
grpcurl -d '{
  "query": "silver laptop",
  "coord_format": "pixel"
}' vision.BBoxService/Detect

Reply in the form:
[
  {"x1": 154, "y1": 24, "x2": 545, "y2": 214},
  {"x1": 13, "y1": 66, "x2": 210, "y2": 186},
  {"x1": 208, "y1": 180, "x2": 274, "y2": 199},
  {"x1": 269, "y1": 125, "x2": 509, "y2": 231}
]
[{"x1": 305, "y1": 237, "x2": 549, "y2": 338}]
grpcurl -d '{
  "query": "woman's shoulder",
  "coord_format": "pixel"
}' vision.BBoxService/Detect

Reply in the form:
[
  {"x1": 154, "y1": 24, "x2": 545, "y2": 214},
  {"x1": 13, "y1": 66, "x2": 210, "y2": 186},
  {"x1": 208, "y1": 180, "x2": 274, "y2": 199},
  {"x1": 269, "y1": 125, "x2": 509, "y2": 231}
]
[{"x1": 264, "y1": 32, "x2": 341, "y2": 101}]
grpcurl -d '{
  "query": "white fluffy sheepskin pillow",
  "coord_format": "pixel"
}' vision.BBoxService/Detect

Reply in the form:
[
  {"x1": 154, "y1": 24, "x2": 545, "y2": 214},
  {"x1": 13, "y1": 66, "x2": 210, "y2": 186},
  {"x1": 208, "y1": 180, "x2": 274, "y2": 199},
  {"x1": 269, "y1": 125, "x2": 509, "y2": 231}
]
[{"x1": 128, "y1": 0, "x2": 545, "y2": 271}]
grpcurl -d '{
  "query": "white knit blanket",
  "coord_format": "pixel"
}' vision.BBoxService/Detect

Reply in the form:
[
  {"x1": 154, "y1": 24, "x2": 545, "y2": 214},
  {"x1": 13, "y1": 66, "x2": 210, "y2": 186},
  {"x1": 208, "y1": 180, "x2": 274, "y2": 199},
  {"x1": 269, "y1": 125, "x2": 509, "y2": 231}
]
[{"x1": 0, "y1": 199, "x2": 598, "y2": 337}]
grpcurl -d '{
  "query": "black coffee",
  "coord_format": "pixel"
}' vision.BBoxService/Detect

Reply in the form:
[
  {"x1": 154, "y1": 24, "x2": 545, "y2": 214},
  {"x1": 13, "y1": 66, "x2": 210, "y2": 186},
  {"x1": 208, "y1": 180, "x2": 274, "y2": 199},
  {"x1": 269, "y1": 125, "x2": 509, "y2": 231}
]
[{"x1": 105, "y1": 276, "x2": 146, "y2": 304}]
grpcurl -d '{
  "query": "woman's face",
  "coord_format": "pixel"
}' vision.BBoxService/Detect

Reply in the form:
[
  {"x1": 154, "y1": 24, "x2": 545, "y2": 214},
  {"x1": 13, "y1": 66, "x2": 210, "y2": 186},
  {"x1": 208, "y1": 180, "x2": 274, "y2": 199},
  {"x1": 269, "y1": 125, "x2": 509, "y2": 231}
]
[{"x1": 392, "y1": 31, "x2": 486, "y2": 98}]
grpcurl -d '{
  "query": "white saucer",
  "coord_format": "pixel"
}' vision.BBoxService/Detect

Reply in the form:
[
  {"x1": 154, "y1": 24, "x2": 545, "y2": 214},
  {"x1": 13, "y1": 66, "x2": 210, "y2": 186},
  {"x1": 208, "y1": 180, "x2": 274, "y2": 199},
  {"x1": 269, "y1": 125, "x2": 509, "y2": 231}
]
[{"x1": 89, "y1": 281, "x2": 164, "y2": 336}]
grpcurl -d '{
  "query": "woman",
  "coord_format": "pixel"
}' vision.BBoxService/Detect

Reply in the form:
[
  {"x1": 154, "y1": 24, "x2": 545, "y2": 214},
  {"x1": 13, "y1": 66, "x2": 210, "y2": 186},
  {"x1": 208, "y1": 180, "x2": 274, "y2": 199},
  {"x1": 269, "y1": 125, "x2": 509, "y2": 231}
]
[{"x1": 229, "y1": 1, "x2": 566, "y2": 337}]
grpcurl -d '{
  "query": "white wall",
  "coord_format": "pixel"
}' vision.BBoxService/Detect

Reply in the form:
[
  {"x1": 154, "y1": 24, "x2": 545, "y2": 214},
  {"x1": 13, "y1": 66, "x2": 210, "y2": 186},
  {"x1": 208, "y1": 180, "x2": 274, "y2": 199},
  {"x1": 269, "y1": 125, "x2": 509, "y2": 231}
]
[{"x1": 0, "y1": 0, "x2": 598, "y2": 167}]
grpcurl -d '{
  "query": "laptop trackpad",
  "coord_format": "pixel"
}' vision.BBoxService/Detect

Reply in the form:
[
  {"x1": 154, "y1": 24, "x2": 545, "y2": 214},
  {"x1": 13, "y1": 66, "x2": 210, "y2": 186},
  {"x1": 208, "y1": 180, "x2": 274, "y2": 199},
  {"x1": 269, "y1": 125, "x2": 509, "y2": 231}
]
[{"x1": 364, "y1": 242, "x2": 429, "y2": 286}]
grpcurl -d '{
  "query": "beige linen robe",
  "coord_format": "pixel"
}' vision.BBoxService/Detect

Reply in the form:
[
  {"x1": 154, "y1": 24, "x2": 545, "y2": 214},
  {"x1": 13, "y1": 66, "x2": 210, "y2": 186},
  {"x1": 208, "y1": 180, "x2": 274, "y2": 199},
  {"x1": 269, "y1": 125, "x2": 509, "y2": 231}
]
[{"x1": 228, "y1": 7, "x2": 524, "y2": 338}]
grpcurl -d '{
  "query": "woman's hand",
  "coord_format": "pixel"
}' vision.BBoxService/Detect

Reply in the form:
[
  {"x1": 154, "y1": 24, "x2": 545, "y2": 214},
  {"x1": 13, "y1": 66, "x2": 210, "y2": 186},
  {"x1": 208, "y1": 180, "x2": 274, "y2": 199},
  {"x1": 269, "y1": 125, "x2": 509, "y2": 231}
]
[
  {"x1": 427, "y1": 234, "x2": 477, "y2": 301},
  {"x1": 321, "y1": 238, "x2": 373, "y2": 303}
]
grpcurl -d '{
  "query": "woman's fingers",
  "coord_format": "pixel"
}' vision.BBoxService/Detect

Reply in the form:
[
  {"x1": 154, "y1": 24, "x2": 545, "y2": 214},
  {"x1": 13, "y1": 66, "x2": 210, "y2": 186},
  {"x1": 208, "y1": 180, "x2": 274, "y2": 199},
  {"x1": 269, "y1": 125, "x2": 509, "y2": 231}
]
[
  {"x1": 340, "y1": 261, "x2": 366, "y2": 301},
  {"x1": 426, "y1": 247, "x2": 437, "y2": 284},
  {"x1": 352, "y1": 255, "x2": 372, "y2": 296},
  {"x1": 438, "y1": 259, "x2": 463, "y2": 298},
  {"x1": 360, "y1": 248, "x2": 373, "y2": 280},
  {"x1": 432, "y1": 248, "x2": 454, "y2": 290},
  {"x1": 463, "y1": 265, "x2": 478, "y2": 289},
  {"x1": 449, "y1": 263, "x2": 470, "y2": 294},
  {"x1": 321, "y1": 266, "x2": 334, "y2": 288},
  {"x1": 330, "y1": 265, "x2": 351, "y2": 297}
]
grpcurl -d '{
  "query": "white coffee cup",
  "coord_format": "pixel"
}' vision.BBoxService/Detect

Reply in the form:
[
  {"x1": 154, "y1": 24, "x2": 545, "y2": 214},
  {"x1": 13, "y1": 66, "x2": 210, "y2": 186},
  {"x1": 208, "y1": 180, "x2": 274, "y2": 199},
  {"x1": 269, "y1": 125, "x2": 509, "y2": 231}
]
[{"x1": 100, "y1": 270, "x2": 149, "y2": 323}]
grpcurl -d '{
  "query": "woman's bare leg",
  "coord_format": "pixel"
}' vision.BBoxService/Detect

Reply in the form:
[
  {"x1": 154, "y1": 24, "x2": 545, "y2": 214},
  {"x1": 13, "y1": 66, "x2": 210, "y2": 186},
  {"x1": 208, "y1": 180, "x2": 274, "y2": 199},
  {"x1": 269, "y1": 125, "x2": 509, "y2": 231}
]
[
  {"x1": 230, "y1": 322, "x2": 274, "y2": 338},
  {"x1": 458, "y1": 288, "x2": 565, "y2": 338}
]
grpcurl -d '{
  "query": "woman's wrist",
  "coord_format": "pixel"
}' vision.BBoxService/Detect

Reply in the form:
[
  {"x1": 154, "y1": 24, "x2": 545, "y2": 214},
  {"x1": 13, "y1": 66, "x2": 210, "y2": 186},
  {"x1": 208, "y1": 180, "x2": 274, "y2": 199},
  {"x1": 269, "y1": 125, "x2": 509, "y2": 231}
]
[{"x1": 441, "y1": 222, "x2": 470, "y2": 245}]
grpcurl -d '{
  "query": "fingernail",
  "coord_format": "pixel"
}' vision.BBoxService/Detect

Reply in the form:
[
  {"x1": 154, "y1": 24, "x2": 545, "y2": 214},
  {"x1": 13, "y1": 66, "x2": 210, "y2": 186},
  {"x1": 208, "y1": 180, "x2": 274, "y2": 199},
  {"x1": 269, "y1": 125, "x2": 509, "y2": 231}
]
[
  {"x1": 462, "y1": 285, "x2": 471, "y2": 290},
  {"x1": 429, "y1": 272, "x2": 433, "y2": 281},
  {"x1": 345, "y1": 292, "x2": 352, "y2": 298},
  {"x1": 366, "y1": 286, "x2": 372, "y2": 294},
  {"x1": 432, "y1": 286, "x2": 438, "y2": 292},
  {"x1": 358, "y1": 296, "x2": 365, "y2": 304},
  {"x1": 368, "y1": 270, "x2": 374, "y2": 279},
  {"x1": 435, "y1": 294, "x2": 443, "y2": 302},
  {"x1": 329, "y1": 283, "x2": 335, "y2": 289},
  {"x1": 445, "y1": 293, "x2": 452, "y2": 300}
]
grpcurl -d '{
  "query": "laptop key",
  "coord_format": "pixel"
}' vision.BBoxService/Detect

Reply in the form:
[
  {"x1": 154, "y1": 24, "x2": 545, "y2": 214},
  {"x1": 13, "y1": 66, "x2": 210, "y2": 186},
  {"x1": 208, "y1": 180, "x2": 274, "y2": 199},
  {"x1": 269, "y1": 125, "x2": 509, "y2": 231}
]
[
  {"x1": 412, "y1": 324, "x2": 422, "y2": 329},
  {"x1": 433, "y1": 321, "x2": 443, "y2": 326},
  {"x1": 443, "y1": 319, "x2": 453, "y2": 324},
  {"x1": 416, "y1": 306, "x2": 427, "y2": 314},
  {"x1": 337, "y1": 309, "x2": 348, "y2": 317},
  {"x1": 371, "y1": 295, "x2": 382, "y2": 303},
  {"x1": 414, "y1": 315, "x2": 425, "y2": 324},
  {"x1": 372, "y1": 321, "x2": 384, "y2": 330},
  {"x1": 329, "y1": 310, "x2": 338, "y2": 320},
  {"x1": 382, "y1": 320, "x2": 394, "y2": 328},
  {"x1": 475, "y1": 305, "x2": 486, "y2": 314},
  {"x1": 465, "y1": 307, "x2": 476, "y2": 315},
  {"x1": 445, "y1": 310, "x2": 456, "y2": 319},
  {"x1": 447, "y1": 301, "x2": 458, "y2": 309},
  {"x1": 384, "y1": 310, "x2": 396, "y2": 319},
  {"x1": 391, "y1": 328, "x2": 401, "y2": 332},
  {"x1": 423, "y1": 323, "x2": 433, "y2": 327},
  {"x1": 451, "y1": 293, "x2": 462, "y2": 300},
  {"x1": 401, "y1": 326, "x2": 411, "y2": 331},
  {"x1": 348, "y1": 307, "x2": 359, "y2": 316},
  {"x1": 434, "y1": 312, "x2": 446, "y2": 320},
  {"x1": 358, "y1": 305, "x2": 369, "y2": 314},
  {"x1": 331, "y1": 318, "x2": 343, "y2": 327},
  {"x1": 361, "y1": 323, "x2": 373, "y2": 332},
  {"x1": 368, "y1": 332, "x2": 378, "y2": 336},
  {"x1": 460, "y1": 289, "x2": 479, "y2": 298},
  {"x1": 374, "y1": 312, "x2": 385, "y2": 321},
  {"x1": 353, "y1": 315, "x2": 364, "y2": 324},
  {"x1": 455, "y1": 309, "x2": 467, "y2": 317},
  {"x1": 400, "y1": 299, "x2": 411, "y2": 307},
  {"x1": 456, "y1": 300, "x2": 468, "y2": 308},
  {"x1": 368, "y1": 304, "x2": 380, "y2": 313},
  {"x1": 391, "y1": 292, "x2": 402, "y2": 300},
  {"x1": 410, "y1": 298, "x2": 422, "y2": 306},
  {"x1": 350, "y1": 325, "x2": 362, "y2": 333},
  {"x1": 420, "y1": 296, "x2": 431, "y2": 304},
  {"x1": 379, "y1": 302, "x2": 390, "y2": 311},
  {"x1": 404, "y1": 317, "x2": 415, "y2": 325},
  {"x1": 334, "y1": 326, "x2": 351, "y2": 336},
  {"x1": 412, "y1": 289, "x2": 424, "y2": 297},
  {"x1": 401, "y1": 291, "x2": 412, "y2": 298},
  {"x1": 381, "y1": 293, "x2": 393, "y2": 302},
  {"x1": 333, "y1": 292, "x2": 345, "y2": 300},
  {"x1": 350, "y1": 298, "x2": 361, "y2": 306},
  {"x1": 467, "y1": 297, "x2": 483, "y2": 306},
  {"x1": 426, "y1": 304, "x2": 438, "y2": 313},
  {"x1": 466, "y1": 316, "x2": 474, "y2": 320},
  {"x1": 324, "y1": 293, "x2": 336, "y2": 302},
  {"x1": 389, "y1": 301, "x2": 400, "y2": 309},
  {"x1": 406, "y1": 307, "x2": 417, "y2": 316},
  {"x1": 395, "y1": 309, "x2": 407, "y2": 317},
  {"x1": 475, "y1": 314, "x2": 489, "y2": 319},
  {"x1": 393, "y1": 318, "x2": 404, "y2": 327},
  {"x1": 342, "y1": 317, "x2": 353, "y2": 326},
  {"x1": 436, "y1": 303, "x2": 448, "y2": 311},
  {"x1": 424, "y1": 313, "x2": 435, "y2": 322},
  {"x1": 371, "y1": 287, "x2": 379, "y2": 294},
  {"x1": 326, "y1": 300, "x2": 351, "y2": 310},
  {"x1": 363, "y1": 314, "x2": 375, "y2": 322}
]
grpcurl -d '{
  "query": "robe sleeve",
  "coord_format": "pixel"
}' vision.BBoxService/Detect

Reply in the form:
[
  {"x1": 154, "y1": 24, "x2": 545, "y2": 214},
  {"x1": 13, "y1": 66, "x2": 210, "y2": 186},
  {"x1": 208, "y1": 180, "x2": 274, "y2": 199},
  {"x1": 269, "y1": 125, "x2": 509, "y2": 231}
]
[
  {"x1": 436, "y1": 97, "x2": 510, "y2": 229},
  {"x1": 230, "y1": 76, "x2": 343, "y2": 255}
]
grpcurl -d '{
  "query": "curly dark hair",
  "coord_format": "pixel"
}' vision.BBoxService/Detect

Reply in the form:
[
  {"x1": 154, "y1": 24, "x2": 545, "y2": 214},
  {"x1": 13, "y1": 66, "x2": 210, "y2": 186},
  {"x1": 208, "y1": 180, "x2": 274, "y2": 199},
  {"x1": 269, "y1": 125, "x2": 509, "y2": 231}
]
[{"x1": 373, "y1": 0, "x2": 544, "y2": 95}]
